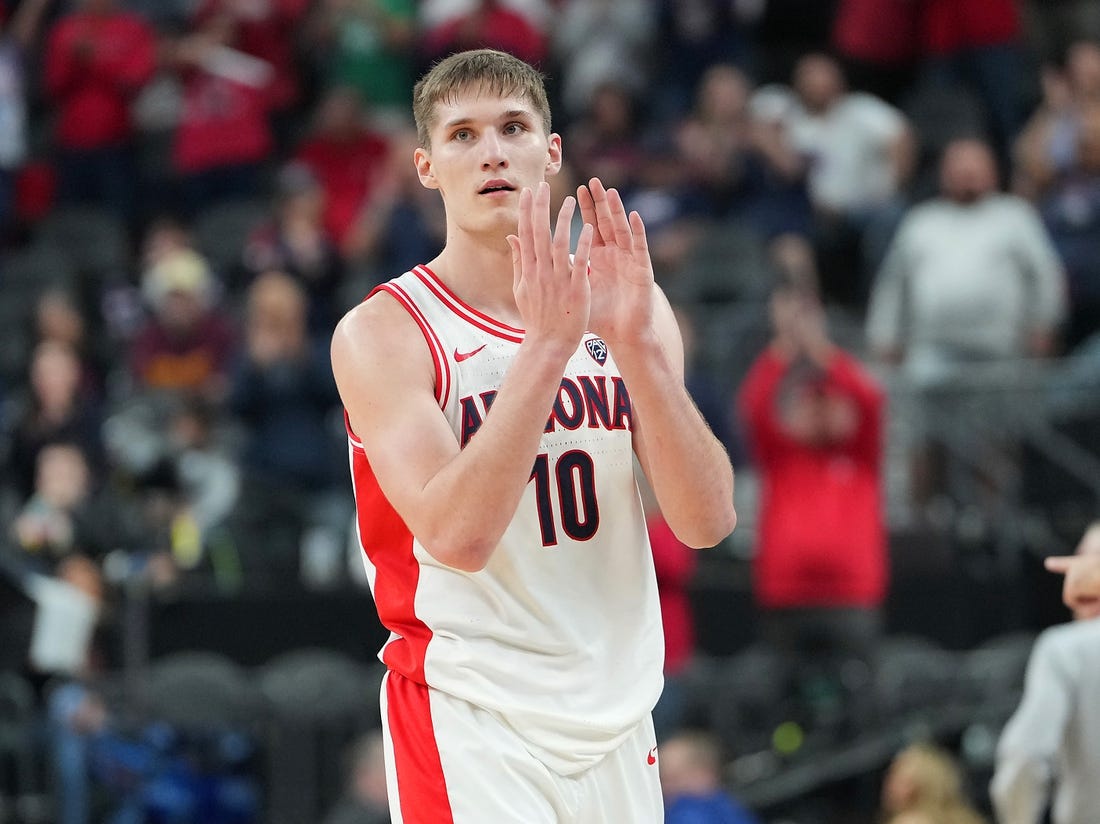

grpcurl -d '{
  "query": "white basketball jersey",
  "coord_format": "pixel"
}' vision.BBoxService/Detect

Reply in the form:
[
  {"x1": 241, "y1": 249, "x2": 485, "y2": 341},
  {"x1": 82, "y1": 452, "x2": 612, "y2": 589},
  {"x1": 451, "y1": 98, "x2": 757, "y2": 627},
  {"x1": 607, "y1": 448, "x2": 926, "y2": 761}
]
[{"x1": 347, "y1": 265, "x2": 665, "y2": 776}]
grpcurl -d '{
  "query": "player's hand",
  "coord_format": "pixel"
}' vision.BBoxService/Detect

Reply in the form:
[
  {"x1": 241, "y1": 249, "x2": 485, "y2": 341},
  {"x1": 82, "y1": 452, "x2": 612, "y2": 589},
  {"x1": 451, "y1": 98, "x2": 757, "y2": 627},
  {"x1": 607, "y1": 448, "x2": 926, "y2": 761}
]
[
  {"x1": 577, "y1": 177, "x2": 655, "y2": 348},
  {"x1": 1045, "y1": 553, "x2": 1100, "y2": 617},
  {"x1": 508, "y1": 182, "x2": 593, "y2": 356}
]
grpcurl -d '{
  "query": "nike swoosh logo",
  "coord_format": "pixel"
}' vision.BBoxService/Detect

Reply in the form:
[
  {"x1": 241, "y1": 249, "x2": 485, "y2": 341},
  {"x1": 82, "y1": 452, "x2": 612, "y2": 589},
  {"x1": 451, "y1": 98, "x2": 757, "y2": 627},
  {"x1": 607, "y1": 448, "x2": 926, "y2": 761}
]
[
  {"x1": 647, "y1": 745, "x2": 657, "y2": 765},
  {"x1": 454, "y1": 344, "x2": 487, "y2": 362}
]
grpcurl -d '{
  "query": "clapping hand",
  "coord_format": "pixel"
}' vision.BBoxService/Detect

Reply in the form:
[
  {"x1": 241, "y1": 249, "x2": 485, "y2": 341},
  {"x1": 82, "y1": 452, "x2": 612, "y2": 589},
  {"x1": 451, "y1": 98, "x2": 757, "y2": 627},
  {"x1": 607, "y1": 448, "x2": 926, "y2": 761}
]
[{"x1": 577, "y1": 178, "x2": 655, "y2": 348}]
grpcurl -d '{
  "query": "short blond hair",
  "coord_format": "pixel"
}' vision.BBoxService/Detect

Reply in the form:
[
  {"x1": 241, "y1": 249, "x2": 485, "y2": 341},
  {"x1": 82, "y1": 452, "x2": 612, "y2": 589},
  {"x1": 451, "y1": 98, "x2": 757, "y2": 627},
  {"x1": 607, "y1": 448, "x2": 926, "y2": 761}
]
[{"x1": 412, "y1": 49, "x2": 551, "y2": 149}]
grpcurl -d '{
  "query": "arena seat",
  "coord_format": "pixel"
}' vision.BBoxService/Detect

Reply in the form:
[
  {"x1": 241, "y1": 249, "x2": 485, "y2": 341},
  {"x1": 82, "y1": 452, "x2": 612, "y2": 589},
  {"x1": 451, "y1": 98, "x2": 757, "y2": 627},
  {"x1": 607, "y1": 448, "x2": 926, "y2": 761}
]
[{"x1": 257, "y1": 648, "x2": 383, "y2": 824}]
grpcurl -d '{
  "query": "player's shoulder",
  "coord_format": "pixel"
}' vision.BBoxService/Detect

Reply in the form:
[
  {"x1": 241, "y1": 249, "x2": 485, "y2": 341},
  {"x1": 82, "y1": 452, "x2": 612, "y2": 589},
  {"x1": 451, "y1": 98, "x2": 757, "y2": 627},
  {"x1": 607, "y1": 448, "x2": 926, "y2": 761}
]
[{"x1": 331, "y1": 279, "x2": 431, "y2": 376}]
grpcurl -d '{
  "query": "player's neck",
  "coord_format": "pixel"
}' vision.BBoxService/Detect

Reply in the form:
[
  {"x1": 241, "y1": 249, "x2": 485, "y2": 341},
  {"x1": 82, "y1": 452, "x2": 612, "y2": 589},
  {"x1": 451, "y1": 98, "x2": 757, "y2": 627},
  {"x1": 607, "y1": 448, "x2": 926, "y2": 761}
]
[{"x1": 428, "y1": 231, "x2": 521, "y2": 326}]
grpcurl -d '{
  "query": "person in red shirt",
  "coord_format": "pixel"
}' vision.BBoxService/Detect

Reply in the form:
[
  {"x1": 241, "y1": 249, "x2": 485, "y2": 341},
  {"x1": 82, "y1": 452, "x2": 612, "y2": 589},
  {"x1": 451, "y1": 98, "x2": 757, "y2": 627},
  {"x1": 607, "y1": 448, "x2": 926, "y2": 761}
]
[
  {"x1": 191, "y1": 0, "x2": 311, "y2": 151},
  {"x1": 917, "y1": 0, "x2": 1027, "y2": 165},
  {"x1": 42, "y1": 0, "x2": 157, "y2": 222},
  {"x1": 293, "y1": 86, "x2": 391, "y2": 257},
  {"x1": 736, "y1": 234, "x2": 887, "y2": 739},
  {"x1": 419, "y1": 0, "x2": 548, "y2": 70},
  {"x1": 167, "y1": 11, "x2": 274, "y2": 217},
  {"x1": 647, "y1": 504, "x2": 699, "y2": 741}
]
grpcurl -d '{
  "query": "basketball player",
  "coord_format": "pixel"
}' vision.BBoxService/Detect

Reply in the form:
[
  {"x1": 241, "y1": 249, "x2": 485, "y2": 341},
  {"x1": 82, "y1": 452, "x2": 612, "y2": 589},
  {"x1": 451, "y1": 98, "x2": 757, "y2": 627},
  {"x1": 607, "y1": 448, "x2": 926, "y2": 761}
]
[{"x1": 330, "y1": 49, "x2": 736, "y2": 823}]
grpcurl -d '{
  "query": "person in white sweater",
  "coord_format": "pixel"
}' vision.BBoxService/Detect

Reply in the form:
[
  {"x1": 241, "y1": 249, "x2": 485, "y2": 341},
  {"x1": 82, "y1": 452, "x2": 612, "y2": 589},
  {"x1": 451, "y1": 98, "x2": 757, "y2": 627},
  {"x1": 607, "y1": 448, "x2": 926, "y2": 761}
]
[
  {"x1": 866, "y1": 137, "x2": 1067, "y2": 374},
  {"x1": 990, "y1": 522, "x2": 1100, "y2": 824}
]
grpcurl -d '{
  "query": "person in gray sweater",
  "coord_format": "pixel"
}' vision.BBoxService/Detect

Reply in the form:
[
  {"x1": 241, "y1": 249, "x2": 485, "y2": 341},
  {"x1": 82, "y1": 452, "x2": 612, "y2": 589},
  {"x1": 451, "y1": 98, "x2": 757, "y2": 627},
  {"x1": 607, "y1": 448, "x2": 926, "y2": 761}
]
[{"x1": 866, "y1": 137, "x2": 1067, "y2": 373}]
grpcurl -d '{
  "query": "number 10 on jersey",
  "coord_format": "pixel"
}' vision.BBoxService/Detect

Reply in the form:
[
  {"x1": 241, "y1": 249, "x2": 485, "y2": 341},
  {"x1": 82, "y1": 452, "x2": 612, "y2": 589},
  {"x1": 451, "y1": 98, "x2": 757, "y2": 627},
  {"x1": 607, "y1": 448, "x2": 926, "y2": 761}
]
[{"x1": 529, "y1": 450, "x2": 600, "y2": 546}]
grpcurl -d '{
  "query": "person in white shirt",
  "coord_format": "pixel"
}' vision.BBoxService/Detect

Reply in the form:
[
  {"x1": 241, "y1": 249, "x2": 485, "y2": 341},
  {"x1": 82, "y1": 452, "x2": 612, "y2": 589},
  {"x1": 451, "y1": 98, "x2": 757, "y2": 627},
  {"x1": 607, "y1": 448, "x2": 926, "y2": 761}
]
[{"x1": 751, "y1": 52, "x2": 914, "y2": 305}]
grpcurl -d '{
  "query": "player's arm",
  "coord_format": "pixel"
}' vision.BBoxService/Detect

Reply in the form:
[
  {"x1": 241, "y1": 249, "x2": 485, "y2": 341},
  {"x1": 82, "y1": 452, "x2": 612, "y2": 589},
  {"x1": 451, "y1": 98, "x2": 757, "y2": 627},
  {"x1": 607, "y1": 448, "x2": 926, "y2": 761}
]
[
  {"x1": 578, "y1": 178, "x2": 735, "y2": 549},
  {"x1": 616, "y1": 290, "x2": 736, "y2": 549},
  {"x1": 331, "y1": 187, "x2": 591, "y2": 573}
]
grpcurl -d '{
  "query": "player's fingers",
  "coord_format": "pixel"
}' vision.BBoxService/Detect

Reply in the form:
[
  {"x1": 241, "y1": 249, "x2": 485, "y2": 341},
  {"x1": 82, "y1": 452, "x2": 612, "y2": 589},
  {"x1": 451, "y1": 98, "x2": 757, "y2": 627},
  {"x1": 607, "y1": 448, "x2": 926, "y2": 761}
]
[
  {"x1": 572, "y1": 222, "x2": 594, "y2": 281},
  {"x1": 507, "y1": 234, "x2": 521, "y2": 292},
  {"x1": 586, "y1": 178, "x2": 618, "y2": 245},
  {"x1": 553, "y1": 195, "x2": 576, "y2": 275},
  {"x1": 628, "y1": 210, "x2": 649, "y2": 257},
  {"x1": 576, "y1": 183, "x2": 598, "y2": 238},
  {"x1": 533, "y1": 181, "x2": 554, "y2": 267},
  {"x1": 516, "y1": 187, "x2": 537, "y2": 276},
  {"x1": 602, "y1": 186, "x2": 635, "y2": 250},
  {"x1": 1045, "y1": 555, "x2": 1075, "y2": 574}
]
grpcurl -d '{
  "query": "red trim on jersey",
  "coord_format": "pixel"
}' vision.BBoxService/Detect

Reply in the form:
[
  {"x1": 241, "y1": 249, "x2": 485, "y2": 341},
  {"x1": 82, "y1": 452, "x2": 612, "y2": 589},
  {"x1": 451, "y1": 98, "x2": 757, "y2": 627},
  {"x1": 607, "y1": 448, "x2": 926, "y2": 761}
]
[
  {"x1": 374, "y1": 282, "x2": 452, "y2": 408},
  {"x1": 415, "y1": 265, "x2": 525, "y2": 343},
  {"x1": 343, "y1": 408, "x2": 362, "y2": 448},
  {"x1": 386, "y1": 673, "x2": 454, "y2": 823},
  {"x1": 349, "y1": 443, "x2": 434, "y2": 684}
]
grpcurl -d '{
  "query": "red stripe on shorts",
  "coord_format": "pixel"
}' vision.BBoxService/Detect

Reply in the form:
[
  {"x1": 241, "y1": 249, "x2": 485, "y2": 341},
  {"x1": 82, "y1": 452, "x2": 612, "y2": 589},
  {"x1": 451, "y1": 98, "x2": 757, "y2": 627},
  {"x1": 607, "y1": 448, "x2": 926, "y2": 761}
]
[{"x1": 386, "y1": 673, "x2": 455, "y2": 823}]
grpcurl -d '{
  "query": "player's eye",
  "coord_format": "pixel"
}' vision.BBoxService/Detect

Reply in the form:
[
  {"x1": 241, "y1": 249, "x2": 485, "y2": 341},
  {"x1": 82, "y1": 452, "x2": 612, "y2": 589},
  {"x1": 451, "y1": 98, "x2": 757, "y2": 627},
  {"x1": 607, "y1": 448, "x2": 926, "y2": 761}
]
[
  {"x1": 453, "y1": 128, "x2": 472, "y2": 141},
  {"x1": 503, "y1": 122, "x2": 525, "y2": 136}
]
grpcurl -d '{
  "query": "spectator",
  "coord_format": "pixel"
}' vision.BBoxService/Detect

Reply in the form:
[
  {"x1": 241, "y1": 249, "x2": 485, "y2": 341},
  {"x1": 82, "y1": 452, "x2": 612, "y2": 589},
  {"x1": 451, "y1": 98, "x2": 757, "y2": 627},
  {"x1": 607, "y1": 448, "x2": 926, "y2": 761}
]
[
  {"x1": 191, "y1": 0, "x2": 312, "y2": 150},
  {"x1": 167, "y1": 11, "x2": 274, "y2": 217},
  {"x1": 751, "y1": 53, "x2": 914, "y2": 306},
  {"x1": 12, "y1": 443, "x2": 101, "y2": 567},
  {"x1": 304, "y1": 0, "x2": 417, "y2": 126},
  {"x1": 42, "y1": 0, "x2": 158, "y2": 223},
  {"x1": 659, "y1": 729, "x2": 761, "y2": 824},
  {"x1": 242, "y1": 161, "x2": 347, "y2": 338},
  {"x1": 339, "y1": 125, "x2": 446, "y2": 285},
  {"x1": 1036, "y1": 102, "x2": 1100, "y2": 349},
  {"x1": 881, "y1": 742, "x2": 987, "y2": 824},
  {"x1": 671, "y1": 301, "x2": 735, "y2": 461},
  {"x1": 129, "y1": 248, "x2": 236, "y2": 400},
  {"x1": 866, "y1": 138, "x2": 1067, "y2": 512},
  {"x1": 640, "y1": 471, "x2": 700, "y2": 742},
  {"x1": 550, "y1": 0, "x2": 655, "y2": 123},
  {"x1": 1023, "y1": 2, "x2": 1100, "y2": 68},
  {"x1": 566, "y1": 80, "x2": 648, "y2": 196},
  {"x1": 651, "y1": 0, "x2": 757, "y2": 123},
  {"x1": 867, "y1": 138, "x2": 1067, "y2": 369},
  {"x1": 673, "y1": 63, "x2": 811, "y2": 239},
  {"x1": 418, "y1": 0, "x2": 549, "y2": 70},
  {"x1": 1015, "y1": 39, "x2": 1100, "y2": 200},
  {"x1": 227, "y1": 271, "x2": 349, "y2": 591},
  {"x1": 830, "y1": 0, "x2": 920, "y2": 105},
  {"x1": 737, "y1": 238, "x2": 887, "y2": 738},
  {"x1": 164, "y1": 396, "x2": 242, "y2": 589},
  {"x1": 322, "y1": 730, "x2": 389, "y2": 824},
  {"x1": 292, "y1": 87, "x2": 392, "y2": 258},
  {"x1": 0, "y1": 0, "x2": 50, "y2": 242},
  {"x1": 31, "y1": 288, "x2": 107, "y2": 397},
  {"x1": 990, "y1": 521, "x2": 1100, "y2": 824},
  {"x1": 916, "y1": 0, "x2": 1029, "y2": 167},
  {"x1": 7, "y1": 341, "x2": 104, "y2": 502}
]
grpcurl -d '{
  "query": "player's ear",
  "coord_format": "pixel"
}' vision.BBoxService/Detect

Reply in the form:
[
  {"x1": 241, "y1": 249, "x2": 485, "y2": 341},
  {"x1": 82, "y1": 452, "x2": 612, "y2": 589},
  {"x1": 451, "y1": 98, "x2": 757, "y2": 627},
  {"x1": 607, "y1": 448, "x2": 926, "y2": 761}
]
[
  {"x1": 545, "y1": 133, "x2": 563, "y2": 177},
  {"x1": 415, "y1": 147, "x2": 439, "y2": 190}
]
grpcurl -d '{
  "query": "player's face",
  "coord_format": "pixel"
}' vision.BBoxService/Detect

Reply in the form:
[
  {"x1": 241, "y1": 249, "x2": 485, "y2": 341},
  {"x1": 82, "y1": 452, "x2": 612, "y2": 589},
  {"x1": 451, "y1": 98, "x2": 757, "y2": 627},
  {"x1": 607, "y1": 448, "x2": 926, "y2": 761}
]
[{"x1": 415, "y1": 90, "x2": 562, "y2": 237}]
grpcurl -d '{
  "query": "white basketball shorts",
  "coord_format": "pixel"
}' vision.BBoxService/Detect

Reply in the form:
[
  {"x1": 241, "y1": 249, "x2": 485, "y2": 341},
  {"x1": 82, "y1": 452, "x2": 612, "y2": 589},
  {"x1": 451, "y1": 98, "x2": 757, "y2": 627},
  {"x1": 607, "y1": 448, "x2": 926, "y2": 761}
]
[{"x1": 379, "y1": 670, "x2": 664, "y2": 823}]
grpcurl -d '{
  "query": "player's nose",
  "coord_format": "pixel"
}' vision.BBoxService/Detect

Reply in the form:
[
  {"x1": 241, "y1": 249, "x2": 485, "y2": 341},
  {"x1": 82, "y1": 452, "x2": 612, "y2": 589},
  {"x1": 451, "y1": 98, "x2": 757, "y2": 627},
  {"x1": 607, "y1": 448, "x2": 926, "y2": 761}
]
[{"x1": 480, "y1": 131, "x2": 508, "y2": 170}]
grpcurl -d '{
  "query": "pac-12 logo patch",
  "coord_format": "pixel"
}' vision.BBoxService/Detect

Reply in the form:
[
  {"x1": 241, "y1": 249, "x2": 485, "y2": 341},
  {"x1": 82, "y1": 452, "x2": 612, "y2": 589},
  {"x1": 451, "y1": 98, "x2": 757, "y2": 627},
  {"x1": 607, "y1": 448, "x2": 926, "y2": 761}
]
[{"x1": 585, "y1": 337, "x2": 608, "y2": 365}]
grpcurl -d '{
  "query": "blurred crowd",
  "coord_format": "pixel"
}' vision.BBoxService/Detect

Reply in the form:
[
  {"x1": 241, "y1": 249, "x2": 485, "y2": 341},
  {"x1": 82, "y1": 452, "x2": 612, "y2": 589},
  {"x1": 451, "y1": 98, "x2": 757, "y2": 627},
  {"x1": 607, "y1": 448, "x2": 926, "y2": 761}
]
[
  {"x1": 3, "y1": 0, "x2": 1100, "y2": 819},
  {"x1": 4, "y1": 0, "x2": 1099, "y2": 601}
]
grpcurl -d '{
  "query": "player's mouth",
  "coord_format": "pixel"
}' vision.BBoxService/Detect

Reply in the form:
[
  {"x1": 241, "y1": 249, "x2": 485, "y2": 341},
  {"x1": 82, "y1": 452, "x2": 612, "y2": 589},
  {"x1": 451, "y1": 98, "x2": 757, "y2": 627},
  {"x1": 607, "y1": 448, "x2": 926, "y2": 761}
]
[{"x1": 478, "y1": 180, "x2": 516, "y2": 196}]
